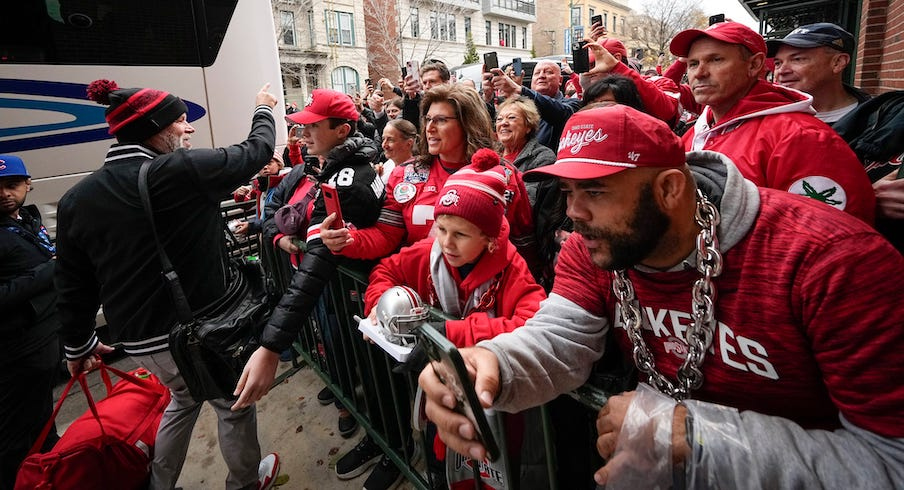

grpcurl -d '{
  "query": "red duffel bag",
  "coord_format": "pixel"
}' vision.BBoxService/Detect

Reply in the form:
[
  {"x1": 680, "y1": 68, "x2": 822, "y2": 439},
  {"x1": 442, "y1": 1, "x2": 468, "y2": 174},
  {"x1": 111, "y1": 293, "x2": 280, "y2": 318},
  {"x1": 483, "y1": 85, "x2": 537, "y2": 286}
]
[{"x1": 15, "y1": 362, "x2": 171, "y2": 490}]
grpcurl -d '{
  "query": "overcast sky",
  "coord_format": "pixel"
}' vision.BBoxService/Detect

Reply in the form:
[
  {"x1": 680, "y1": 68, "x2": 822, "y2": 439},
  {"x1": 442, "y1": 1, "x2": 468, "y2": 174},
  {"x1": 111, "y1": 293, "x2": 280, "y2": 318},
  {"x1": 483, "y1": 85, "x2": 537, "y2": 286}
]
[{"x1": 628, "y1": 0, "x2": 759, "y2": 30}]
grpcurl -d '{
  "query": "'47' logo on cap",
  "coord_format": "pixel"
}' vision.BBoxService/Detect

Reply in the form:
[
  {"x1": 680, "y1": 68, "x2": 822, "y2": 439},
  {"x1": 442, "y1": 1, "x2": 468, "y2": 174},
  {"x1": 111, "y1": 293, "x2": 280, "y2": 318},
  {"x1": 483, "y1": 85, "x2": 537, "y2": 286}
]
[{"x1": 627, "y1": 152, "x2": 640, "y2": 162}]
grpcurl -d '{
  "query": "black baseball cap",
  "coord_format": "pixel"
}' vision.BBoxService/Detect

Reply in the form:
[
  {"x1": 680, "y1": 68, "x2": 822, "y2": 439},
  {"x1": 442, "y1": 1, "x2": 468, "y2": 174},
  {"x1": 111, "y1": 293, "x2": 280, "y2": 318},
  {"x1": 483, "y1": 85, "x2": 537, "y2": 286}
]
[{"x1": 766, "y1": 23, "x2": 854, "y2": 57}]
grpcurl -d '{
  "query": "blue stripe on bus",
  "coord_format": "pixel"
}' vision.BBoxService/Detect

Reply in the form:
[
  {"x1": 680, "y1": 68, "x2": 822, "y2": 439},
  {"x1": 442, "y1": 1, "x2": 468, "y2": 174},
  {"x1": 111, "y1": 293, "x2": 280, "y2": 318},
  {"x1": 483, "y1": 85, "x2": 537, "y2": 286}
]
[{"x1": 0, "y1": 78, "x2": 207, "y2": 153}]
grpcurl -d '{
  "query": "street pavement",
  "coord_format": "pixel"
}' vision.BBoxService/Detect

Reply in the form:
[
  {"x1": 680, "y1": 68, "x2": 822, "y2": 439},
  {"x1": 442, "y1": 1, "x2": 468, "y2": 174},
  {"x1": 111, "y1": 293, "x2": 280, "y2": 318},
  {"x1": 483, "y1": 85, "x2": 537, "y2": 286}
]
[{"x1": 52, "y1": 355, "x2": 420, "y2": 489}]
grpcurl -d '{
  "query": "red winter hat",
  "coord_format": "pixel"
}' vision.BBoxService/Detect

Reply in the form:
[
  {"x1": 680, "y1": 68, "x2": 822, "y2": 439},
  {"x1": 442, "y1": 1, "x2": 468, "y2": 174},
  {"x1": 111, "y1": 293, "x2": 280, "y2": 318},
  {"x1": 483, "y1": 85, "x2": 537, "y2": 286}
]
[
  {"x1": 600, "y1": 38, "x2": 628, "y2": 59},
  {"x1": 525, "y1": 105, "x2": 685, "y2": 181},
  {"x1": 287, "y1": 89, "x2": 359, "y2": 125},
  {"x1": 434, "y1": 149, "x2": 508, "y2": 238},
  {"x1": 670, "y1": 21, "x2": 767, "y2": 57},
  {"x1": 86, "y1": 79, "x2": 188, "y2": 143}
]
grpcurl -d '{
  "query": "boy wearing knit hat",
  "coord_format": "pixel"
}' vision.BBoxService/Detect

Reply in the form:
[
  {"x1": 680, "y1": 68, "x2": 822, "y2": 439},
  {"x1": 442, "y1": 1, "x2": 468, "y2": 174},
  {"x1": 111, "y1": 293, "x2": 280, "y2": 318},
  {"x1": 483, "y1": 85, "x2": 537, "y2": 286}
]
[
  {"x1": 56, "y1": 80, "x2": 281, "y2": 490},
  {"x1": 362, "y1": 148, "x2": 546, "y2": 489}
]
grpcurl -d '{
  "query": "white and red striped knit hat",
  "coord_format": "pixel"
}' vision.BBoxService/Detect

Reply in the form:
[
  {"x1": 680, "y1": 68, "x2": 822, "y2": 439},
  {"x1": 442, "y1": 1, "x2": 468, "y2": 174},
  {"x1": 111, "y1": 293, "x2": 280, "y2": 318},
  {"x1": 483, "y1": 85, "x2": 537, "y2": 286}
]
[{"x1": 434, "y1": 148, "x2": 507, "y2": 238}]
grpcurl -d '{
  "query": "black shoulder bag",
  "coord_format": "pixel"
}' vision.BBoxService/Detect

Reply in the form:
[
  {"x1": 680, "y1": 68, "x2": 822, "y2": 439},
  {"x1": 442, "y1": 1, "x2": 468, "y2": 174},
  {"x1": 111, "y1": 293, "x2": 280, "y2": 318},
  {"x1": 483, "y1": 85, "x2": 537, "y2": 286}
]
[{"x1": 138, "y1": 161, "x2": 270, "y2": 402}]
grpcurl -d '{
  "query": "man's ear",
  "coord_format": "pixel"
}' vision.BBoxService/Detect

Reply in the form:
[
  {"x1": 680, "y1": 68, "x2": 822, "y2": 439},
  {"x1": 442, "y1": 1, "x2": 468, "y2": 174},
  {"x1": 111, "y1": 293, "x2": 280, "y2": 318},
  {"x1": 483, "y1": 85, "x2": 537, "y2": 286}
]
[
  {"x1": 26, "y1": 178, "x2": 33, "y2": 192},
  {"x1": 832, "y1": 53, "x2": 851, "y2": 74},
  {"x1": 337, "y1": 122, "x2": 351, "y2": 139},
  {"x1": 748, "y1": 52, "x2": 766, "y2": 78},
  {"x1": 653, "y1": 169, "x2": 688, "y2": 211}
]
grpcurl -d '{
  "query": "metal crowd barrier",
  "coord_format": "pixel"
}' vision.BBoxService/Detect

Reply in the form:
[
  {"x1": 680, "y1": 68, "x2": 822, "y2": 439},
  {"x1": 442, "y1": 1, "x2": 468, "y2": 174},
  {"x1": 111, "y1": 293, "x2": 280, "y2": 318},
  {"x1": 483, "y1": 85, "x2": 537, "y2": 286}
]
[{"x1": 256, "y1": 235, "x2": 621, "y2": 489}]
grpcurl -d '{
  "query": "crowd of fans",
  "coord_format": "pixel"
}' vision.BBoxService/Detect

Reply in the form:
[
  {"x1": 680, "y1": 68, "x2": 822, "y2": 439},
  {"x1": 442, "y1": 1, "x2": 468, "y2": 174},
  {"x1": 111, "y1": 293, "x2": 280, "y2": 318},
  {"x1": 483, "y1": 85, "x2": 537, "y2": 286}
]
[{"x1": 3, "y1": 18, "x2": 903, "y2": 490}]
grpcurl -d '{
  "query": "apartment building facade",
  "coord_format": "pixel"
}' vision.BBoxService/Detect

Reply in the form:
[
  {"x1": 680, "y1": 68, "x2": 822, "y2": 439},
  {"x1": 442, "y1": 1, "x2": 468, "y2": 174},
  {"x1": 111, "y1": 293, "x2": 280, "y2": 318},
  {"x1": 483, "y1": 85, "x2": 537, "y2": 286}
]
[
  {"x1": 273, "y1": 0, "x2": 370, "y2": 106},
  {"x1": 532, "y1": 0, "x2": 630, "y2": 58}
]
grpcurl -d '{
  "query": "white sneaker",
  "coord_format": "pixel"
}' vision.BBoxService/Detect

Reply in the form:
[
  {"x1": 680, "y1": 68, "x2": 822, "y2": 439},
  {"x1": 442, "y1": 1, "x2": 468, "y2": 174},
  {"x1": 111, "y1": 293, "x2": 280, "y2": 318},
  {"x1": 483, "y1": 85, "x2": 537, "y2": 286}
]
[{"x1": 257, "y1": 453, "x2": 280, "y2": 490}]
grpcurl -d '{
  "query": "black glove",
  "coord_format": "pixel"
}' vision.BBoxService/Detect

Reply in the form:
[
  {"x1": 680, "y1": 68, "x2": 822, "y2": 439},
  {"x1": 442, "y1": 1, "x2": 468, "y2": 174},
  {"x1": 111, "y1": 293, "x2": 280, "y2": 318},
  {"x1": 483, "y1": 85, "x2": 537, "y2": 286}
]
[{"x1": 392, "y1": 321, "x2": 446, "y2": 374}]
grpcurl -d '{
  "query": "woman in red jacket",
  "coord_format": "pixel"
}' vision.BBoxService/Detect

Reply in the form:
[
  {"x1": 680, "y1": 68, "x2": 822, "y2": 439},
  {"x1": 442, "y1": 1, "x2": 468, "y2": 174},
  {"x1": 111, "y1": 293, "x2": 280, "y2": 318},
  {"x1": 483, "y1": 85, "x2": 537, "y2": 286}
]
[{"x1": 363, "y1": 149, "x2": 547, "y2": 489}]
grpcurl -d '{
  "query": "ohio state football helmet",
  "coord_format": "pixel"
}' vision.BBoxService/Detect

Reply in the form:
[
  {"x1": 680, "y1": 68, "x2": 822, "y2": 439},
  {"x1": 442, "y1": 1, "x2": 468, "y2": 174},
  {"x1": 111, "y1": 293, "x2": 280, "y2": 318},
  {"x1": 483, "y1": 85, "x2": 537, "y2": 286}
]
[{"x1": 375, "y1": 286, "x2": 429, "y2": 345}]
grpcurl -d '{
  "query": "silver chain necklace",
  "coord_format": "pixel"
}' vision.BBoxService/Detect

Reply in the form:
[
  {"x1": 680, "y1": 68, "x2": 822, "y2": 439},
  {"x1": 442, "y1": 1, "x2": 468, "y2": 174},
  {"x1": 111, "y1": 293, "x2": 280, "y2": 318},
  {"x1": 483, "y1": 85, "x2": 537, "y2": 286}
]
[{"x1": 612, "y1": 190, "x2": 723, "y2": 401}]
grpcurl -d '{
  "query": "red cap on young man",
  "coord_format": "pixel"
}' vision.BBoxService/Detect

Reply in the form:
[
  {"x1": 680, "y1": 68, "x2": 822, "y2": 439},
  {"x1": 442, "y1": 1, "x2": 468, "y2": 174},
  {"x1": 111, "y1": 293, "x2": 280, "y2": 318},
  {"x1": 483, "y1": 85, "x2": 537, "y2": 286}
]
[
  {"x1": 524, "y1": 105, "x2": 685, "y2": 182},
  {"x1": 286, "y1": 89, "x2": 359, "y2": 125}
]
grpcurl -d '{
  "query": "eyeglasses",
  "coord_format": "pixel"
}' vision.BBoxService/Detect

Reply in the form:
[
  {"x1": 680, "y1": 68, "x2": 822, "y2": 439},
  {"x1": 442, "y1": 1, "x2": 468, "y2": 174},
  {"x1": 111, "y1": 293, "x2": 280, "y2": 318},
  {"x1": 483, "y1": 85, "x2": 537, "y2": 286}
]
[
  {"x1": 495, "y1": 114, "x2": 521, "y2": 124},
  {"x1": 423, "y1": 115, "x2": 458, "y2": 126}
]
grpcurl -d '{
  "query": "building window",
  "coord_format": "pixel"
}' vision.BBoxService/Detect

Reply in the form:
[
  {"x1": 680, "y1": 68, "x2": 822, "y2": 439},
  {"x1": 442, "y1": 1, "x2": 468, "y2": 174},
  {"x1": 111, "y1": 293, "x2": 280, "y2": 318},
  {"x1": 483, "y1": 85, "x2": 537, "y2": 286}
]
[
  {"x1": 325, "y1": 11, "x2": 354, "y2": 46},
  {"x1": 612, "y1": 14, "x2": 617, "y2": 34},
  {"x1": 603, "y1": 12, "x2": 608, "y2": 29},
  {"x1": 522, "y1": 26, "x2": 527, "y2": 49},
  {"x1": 588, "y1": 7, "x2": 595, "y2": 21},
  {"x1": 331, "y1": 66, "x2": 359, "y2": 94},
  {"x1": 430, "y1": 11, "x2": 456, "y2": 41},
  {"x1": 485, "y1": 20, "x2": 492, "y2": 45},
  {"x1": 570, "y1": 7, "x2": 581, "y2": 27},
  {"x1": 280, "y1": 11, "x2": 296, "y2": 46},
  {"x1": 465, "y1": 17, "x2": 471, "y2": 38},
  {"x1": 307, "y1": 9, "x2": 316, "y2": 46},
  {"x1": 499, "y1": 23, "x2": 515, "y2": 47},
  {"x1": 410, "y1": 7, "x2": 419, "y2": 37},
  {"x1": 305, "y1": 65, "x2": 320, "y2": 92}
]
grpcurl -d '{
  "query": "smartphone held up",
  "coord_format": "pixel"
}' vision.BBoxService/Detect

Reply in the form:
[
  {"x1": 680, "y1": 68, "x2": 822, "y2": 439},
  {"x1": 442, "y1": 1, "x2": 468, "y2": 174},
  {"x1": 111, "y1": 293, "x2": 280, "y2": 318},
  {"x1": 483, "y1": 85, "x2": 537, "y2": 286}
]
[
  {"x1": 483, "y1": 51, "x2": 499, "y2": 72},
  {"x1": 571, "y1": 41, "x2": 591, "y2": 74}
]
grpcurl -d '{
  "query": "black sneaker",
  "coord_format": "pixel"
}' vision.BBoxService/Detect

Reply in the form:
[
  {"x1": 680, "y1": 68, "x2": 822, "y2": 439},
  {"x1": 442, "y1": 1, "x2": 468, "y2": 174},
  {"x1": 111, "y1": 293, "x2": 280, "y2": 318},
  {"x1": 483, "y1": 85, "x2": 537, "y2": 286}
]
[
  {"x1": 335, "y1": 436, "x2": 382, "y2": 480},
  {"x1": 317, "y1": 386, "x2": 336, "y2": 405},
  {"x1": 338, "y1": 412, "x2": 358, "y2": 438},
  {"x1": 363, "y1": 455, "x2": 403, "y2": 490}
]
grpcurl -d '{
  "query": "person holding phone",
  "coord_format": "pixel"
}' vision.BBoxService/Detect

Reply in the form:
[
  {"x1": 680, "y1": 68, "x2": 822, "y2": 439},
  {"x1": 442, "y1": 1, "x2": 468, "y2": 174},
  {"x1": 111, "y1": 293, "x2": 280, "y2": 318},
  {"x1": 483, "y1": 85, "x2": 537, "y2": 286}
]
[
  {"x1": 484, "y1": 59, "x2": 582, "y2": 151},
  {"x1": 418, "y1": 105, "x2": 904, "y2": 489},
  {"x1": 400, "y1": 60, "x2": 453, "y2": 131},
  {"x1": 363, "y1": 149, "x2": 546, "y2": 489},
  {"x1": 235, "y1": 88, "x2": 386, "y2": 432}
]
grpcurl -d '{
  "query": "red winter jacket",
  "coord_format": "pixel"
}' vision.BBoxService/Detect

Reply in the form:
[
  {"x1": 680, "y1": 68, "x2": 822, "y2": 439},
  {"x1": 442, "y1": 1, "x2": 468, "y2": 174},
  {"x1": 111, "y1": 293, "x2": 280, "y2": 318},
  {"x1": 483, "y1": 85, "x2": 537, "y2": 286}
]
[
  {"x1": 364, "y1": 221, "x2": 545, "y2": 348},
  {"x1": 683, "y1": 80, "x2": 875, "y2": 224}
]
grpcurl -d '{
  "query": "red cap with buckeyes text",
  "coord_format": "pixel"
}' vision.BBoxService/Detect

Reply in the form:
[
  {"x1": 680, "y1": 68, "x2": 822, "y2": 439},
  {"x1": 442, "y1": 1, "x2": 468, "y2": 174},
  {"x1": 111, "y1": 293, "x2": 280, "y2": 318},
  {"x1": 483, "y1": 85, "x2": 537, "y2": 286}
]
[
  {"x1": 434, "y1": 149, "x2": 508, "y2": 238},
  {"x1": 669, "y1": 21, "x2": 767, "y2": 57},
  {"x1": 286, "y1": 89, "x2": 359, "y2": 125},
  {"x1": 524, "y1": 105, "x2": 685, "y2": 182}
]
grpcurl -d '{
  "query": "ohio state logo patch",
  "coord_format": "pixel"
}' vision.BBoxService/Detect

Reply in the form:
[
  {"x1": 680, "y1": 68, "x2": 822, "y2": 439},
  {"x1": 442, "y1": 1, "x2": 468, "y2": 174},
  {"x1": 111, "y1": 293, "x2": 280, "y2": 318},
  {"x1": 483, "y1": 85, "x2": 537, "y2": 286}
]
[
  {"x1": 438, "y1": 189, "x2": 460, "y2": 207},
  {"x1": 788, "y1": 176, "x2": 847, "y2": 210}
]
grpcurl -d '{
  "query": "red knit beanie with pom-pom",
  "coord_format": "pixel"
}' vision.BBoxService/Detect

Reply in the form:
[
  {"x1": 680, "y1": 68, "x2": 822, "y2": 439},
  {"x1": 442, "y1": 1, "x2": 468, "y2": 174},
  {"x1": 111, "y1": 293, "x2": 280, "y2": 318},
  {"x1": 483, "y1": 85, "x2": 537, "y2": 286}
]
[
  {"x1": 434, "y1": 148, "x2": 509, "y2": 237},
  {"x1": 86, "y1": 79, "x2": 188, "y2": 143}
]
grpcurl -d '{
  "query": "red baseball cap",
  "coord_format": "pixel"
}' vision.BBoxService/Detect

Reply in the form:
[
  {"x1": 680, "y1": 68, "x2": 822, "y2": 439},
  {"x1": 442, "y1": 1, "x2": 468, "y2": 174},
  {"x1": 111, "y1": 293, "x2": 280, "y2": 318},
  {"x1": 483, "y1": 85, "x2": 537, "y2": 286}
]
[
  {"x1": 524, "y1": 105, "x2": 685, "y2": 182},
  {"x1": 600, "y1": 38, "x2": 628, "y2": 59},
  {"x1": 670, "y1": 21, "x2": 767, "y2": 57},
  {"x1": 286, "y1": 89, "x2": 359, "y2": 125}
]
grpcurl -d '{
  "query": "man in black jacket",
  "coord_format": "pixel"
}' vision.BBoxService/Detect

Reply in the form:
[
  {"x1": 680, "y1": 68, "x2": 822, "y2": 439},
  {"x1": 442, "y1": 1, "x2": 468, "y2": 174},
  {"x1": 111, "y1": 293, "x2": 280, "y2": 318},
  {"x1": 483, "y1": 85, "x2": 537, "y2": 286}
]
[
  {"x1": 56, "y1": 80, "x2": 279, "y2": 490},
  {"x1": 0, "y1": 155, "x2": 61, "y2": 489}
]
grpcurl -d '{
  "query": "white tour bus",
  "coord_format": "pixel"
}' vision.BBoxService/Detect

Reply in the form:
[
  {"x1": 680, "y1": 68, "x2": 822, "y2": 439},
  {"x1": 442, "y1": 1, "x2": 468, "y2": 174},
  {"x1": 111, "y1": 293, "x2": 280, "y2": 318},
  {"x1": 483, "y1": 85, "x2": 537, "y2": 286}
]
[{"x1": 1, "y1": 0, "x2": 288, "y2": 236}]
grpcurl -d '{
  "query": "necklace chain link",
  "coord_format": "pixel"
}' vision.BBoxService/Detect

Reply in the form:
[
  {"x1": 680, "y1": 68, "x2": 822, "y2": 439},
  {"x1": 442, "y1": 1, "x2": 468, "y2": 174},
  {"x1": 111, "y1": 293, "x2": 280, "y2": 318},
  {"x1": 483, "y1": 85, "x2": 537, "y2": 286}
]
[{"x1": 613, "y1": 190, "x2": 722, "y2": 401}]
